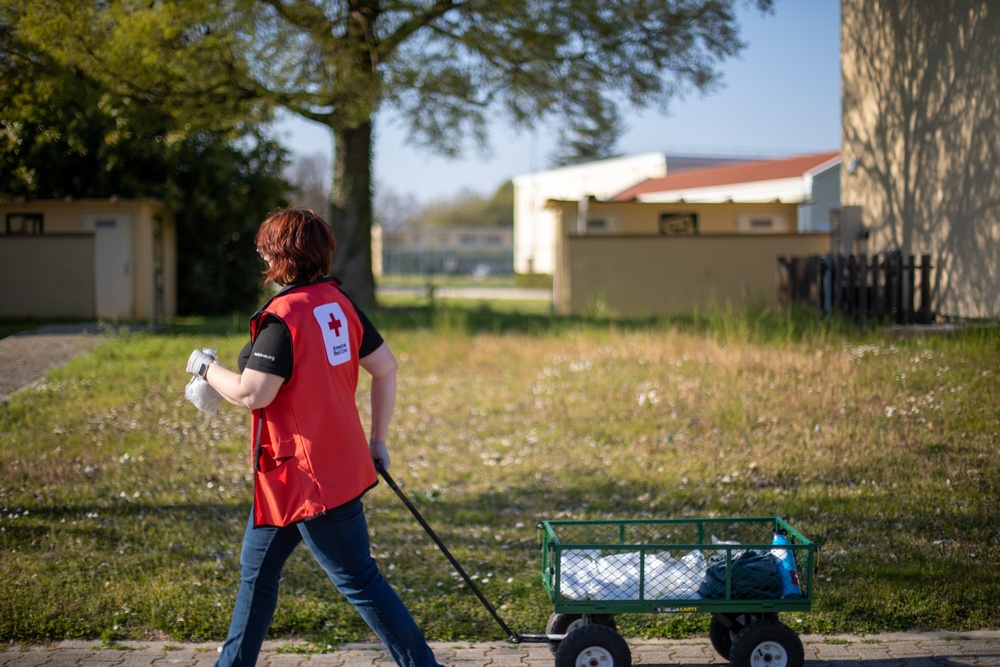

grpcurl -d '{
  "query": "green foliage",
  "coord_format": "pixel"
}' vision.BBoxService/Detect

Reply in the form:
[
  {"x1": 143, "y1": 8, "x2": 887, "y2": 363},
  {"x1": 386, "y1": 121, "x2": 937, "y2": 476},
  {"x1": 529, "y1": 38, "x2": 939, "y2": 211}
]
[
  {"x1": 0, "y1": 12, "x2": 291, "y2": 315},
  {"x1": 0, "y1": 23, "x2": 175, "y2": 199},
  {"x1": 5, "y1": 0, "x2": 265, "y2": 133},
  {"x1": 167, "y1": 131, "x2": 291, "y2": 315},
  {"x1": 0, "y1": 311, "x2": 997, "y2": 643}
]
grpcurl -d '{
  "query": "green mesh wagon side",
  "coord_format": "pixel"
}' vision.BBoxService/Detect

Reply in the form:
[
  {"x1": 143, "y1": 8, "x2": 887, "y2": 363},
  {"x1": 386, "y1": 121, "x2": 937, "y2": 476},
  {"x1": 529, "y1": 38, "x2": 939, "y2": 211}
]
[{"x1": 539, "y1": 516, "x2": 816, "y2": 616}]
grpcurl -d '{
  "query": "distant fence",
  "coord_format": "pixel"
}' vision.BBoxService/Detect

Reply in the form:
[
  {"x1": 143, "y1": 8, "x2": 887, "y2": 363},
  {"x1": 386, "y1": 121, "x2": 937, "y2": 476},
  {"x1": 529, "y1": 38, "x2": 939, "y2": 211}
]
[{"x1": 777, "y1": 253, "x2": 934, "y2": 325}]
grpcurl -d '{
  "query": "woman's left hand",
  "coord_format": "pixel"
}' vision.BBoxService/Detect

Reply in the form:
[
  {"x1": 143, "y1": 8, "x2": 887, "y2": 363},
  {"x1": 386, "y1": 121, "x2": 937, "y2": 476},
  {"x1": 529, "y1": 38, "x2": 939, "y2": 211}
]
[{"x1": 369, "y1": 440, "x2": 391, "y2": 470}]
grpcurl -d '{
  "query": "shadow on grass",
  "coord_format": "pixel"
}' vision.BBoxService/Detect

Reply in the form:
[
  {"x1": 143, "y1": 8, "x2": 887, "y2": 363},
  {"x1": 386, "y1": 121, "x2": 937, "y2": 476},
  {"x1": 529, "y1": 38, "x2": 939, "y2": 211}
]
[{"x1": 5, "y1": 500, "x2": 247, "y2": 563}]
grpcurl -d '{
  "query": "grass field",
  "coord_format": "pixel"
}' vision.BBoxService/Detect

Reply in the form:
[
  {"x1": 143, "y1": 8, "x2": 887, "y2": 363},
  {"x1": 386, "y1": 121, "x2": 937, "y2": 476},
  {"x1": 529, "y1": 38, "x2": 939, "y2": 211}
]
[{"x1": 0, "y1": 304, "x2": 997, "y2": 646}]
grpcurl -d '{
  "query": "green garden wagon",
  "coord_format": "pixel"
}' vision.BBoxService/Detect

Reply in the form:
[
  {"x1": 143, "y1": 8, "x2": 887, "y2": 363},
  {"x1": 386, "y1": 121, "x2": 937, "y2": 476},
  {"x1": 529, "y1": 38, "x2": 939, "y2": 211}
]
[
  {"x1": 379, "y1": 469, "x2": 818, "y2": 667},
  {"x1": 538, "y1": 517, "x2": 817, "y2": 667}
]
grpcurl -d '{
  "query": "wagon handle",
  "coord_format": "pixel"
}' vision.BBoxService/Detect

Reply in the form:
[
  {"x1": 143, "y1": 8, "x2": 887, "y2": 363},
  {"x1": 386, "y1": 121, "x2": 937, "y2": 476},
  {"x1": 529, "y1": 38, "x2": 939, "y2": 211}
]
[{"x1": 376, "y1": 465, "x2": 523, "y2": 642}]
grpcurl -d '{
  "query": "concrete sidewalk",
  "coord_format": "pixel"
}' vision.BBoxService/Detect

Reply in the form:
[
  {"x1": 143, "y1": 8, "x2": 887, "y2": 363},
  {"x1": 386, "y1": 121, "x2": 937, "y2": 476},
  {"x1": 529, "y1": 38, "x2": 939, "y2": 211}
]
[
  {"x1": 0, "y1": 322, "x2": 159, "y2": 404},
  {"x1": 3, "y1": 632, "x2": 1000, "y2": 666}
]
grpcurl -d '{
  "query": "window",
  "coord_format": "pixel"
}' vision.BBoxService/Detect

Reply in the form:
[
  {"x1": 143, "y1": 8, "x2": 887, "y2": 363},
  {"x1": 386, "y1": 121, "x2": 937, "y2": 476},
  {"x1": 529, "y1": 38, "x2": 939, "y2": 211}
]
[
  {"x1": 583, "y1": 213, "x2": 620, "y2": 234},
  {"x1": 735, "y1": 212, "x2": 790, "y2": 233},
  {"x1": 5, "y1": 212, "x2": 44, "y2": 235},
  {"x1": 659, "y1": 213, "x2": 698, "y2": 235}
]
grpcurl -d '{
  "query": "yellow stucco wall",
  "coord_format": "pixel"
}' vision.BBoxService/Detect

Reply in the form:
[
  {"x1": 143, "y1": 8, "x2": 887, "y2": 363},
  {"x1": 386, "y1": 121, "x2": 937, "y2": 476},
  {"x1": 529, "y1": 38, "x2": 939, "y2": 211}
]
[
  {"x1": 840, "y1": 0, "x2": 1000, "y2": 319},
  {"x1": 555, "y1": 233, "x2": 831, "y2": 316},
  {"x1": 551, "y1": 202, "x2": 830, "y2": 316},
  {"x1": 584, "y1": 200, "x2": 799, "y2": 235},
  {"x1": 0, "y1": 199, "x2": 176, "y2": 319},
  {"x1": 0, "y1": 235, "x2": 96, "y2": 317}
]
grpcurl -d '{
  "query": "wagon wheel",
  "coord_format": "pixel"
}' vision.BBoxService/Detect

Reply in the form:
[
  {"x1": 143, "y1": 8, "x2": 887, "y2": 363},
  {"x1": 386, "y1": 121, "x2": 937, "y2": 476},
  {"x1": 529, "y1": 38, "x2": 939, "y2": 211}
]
[
  {"x1": 708, "y1": 612, "x2": 779, "y2": 660},
  {"x1": 729, "y1": 619, "x2": 804, "y2": 667},
  {"x1": 546, "y1": 613, "x2": 618, "y2": 655},
  {"x1": 554, "y1": 623, "x2": 631, "y2": 667}
]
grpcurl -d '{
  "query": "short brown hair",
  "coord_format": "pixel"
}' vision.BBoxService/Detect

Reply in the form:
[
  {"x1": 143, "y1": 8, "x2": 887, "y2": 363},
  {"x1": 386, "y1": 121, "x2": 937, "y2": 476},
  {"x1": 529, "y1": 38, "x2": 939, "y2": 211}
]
[{"x1": 255, "y1": 208, "x2": 336, "y2": 286}]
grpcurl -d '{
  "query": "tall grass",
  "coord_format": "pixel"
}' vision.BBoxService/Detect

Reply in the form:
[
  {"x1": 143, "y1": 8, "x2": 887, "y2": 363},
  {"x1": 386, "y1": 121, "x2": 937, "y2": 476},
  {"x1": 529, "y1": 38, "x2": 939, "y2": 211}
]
[{"x1": 0, "y1": 306, "x2": 997, "y2": 645}]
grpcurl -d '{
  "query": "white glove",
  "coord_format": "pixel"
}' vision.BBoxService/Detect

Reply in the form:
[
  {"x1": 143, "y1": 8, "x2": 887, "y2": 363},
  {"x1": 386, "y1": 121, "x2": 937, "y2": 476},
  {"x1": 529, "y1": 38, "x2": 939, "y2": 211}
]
[
  {"x1": 186, "y1": 348, "x2": 216, "y2": 378},
  {"x1": 369, "y1": 440, "x2": 391, "y2": 470}
]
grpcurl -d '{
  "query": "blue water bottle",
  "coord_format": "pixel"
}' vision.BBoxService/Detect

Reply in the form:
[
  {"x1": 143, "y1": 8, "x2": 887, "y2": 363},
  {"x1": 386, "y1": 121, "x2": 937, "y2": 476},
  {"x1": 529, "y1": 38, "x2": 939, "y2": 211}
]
[{"x1": 771, "y1": 529, "x2": 804, "y2": 599}]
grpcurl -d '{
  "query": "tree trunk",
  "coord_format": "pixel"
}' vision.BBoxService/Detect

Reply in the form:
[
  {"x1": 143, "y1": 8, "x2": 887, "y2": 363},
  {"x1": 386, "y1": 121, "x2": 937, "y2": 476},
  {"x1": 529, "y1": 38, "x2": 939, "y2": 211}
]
[{"x1": 330, "y1": 121, "x2": 376, "y2": 307}]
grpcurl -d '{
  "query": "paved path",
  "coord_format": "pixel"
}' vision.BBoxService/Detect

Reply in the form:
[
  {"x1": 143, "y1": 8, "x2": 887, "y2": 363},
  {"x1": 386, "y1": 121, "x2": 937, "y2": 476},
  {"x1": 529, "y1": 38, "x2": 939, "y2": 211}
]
[
  {"x1": 2, "y1": 632, "x2": 1000, "y2": 666},
  {"x1": 0, "y1": 323, "x2": 108, "y2": 403},
  {"x1": 0, "y1": 322, "x2": 164, "y2": 403}
]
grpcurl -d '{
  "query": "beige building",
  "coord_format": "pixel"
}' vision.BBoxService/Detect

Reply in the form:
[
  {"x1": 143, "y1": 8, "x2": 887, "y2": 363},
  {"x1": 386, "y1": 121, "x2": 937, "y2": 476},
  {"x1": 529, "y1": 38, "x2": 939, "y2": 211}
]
[
  {"x1": 840, "y1": 0, "x2": 1000, "y2": 319},
  {"x1": 548, "y1": 153, "x2": 839, "y2": 316},
  {"x1": 0, "y1": 198, "x2": 177, "y2": 320}
]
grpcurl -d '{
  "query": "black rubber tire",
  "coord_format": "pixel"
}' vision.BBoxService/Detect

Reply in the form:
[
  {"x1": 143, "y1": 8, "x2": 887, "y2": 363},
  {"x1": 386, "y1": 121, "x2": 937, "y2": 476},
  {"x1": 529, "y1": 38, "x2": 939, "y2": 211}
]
[
  {"x1": 708, "y1": 613, "x2": 779, "y2": 660},
  {"x1": 546, "y1": 613, "x2": 618, "y2": 655},
  {"x1": 729, "y1": 619, "x2": 804, "y2": 667},
  {"x1": 554, "y1": 623, "x2": 632, "y2": 667}
]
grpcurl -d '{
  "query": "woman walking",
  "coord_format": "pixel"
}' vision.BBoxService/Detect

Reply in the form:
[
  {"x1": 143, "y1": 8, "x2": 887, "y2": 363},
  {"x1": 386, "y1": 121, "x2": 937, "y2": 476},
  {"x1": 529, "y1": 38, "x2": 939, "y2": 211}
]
[{"x1": 186, "y1": 208, "x2": 442, "y2": 667}]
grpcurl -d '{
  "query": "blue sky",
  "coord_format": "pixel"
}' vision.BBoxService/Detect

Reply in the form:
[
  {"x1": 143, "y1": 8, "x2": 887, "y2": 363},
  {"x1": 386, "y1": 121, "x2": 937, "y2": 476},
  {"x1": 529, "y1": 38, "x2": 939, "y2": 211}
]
[{"x1": 276, "y1": 0, "x2": 841, "y2": 203}]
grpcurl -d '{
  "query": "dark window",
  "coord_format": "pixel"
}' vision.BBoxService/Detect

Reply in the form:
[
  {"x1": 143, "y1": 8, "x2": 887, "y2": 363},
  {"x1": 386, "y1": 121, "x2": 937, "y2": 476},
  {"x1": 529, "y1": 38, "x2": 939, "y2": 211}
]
[{"x1": 5, "y1": 212, "x2": 44, "y2": 235}]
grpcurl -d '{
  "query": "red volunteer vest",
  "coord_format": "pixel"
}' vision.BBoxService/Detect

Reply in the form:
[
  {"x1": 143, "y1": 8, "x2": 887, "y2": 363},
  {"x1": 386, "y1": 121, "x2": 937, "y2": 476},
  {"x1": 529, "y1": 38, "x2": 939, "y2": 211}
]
[{"x1": 249, "y1": 281, "x2": 377, "y2": 527}]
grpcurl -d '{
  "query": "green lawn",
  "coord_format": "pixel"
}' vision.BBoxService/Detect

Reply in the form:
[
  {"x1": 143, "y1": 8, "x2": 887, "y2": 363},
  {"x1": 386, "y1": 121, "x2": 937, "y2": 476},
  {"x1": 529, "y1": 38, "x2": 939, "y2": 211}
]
[{"x1": 1, "y1": 305, "x2": 997, "y2": 645}]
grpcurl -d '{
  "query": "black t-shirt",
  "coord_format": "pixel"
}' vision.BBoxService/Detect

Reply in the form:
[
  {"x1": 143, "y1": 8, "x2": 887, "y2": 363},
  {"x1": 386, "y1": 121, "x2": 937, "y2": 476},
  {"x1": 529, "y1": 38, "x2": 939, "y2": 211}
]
[{"x1": 237, "y1": 293, "x2": 384, "y2": 381}]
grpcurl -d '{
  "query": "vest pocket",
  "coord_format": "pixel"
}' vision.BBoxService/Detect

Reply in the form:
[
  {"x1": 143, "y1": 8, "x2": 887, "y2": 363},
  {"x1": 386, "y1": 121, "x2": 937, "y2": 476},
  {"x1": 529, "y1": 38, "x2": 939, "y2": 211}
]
[{"x1": 258, "y1": 437, "x2": 297, "y2": 473}]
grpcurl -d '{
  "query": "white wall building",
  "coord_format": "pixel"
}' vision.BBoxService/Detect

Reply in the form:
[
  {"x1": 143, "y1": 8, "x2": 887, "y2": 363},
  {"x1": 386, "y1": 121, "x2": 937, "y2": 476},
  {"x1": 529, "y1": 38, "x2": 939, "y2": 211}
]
[{"x1": 512, "y1": 153, "x2": 667, "y2": 275}]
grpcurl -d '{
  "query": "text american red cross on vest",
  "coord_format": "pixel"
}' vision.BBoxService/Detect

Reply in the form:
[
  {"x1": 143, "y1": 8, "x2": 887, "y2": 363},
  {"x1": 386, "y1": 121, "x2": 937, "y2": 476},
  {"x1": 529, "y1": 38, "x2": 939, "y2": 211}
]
[{"x1": 327, "y1": 312, "x2": 343, "y2": 336}]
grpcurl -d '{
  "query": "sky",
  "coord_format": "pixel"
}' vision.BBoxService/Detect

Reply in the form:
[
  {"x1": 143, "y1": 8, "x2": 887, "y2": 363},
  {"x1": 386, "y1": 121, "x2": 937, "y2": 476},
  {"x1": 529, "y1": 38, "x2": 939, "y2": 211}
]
[{"x1": 274, "y1": 0, "x2": 841, "y2": 205}]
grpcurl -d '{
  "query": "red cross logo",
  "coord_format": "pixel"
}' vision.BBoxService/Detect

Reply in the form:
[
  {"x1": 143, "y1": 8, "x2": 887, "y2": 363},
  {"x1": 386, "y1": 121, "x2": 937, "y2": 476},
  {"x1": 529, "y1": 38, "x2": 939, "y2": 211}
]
[{"x1": 327, "y1": 312, "x2": 342, "y2": 336}]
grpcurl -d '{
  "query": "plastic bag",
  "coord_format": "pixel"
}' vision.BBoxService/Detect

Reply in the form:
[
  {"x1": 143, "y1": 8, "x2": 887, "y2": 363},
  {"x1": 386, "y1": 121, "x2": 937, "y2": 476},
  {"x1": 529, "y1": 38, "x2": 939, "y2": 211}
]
[
  {"x1": 186, "y1": 375, "x2": 222, "y2": 414},
  {"x1": 644, "y1": 550, "x2": 705, "y2": 599},
  {"x1": 559, "y1": 549, "x2": 705, "y2": 601},
  {"x1": 185, "y1": 348, "x2": 222, "y2": 414},
  {"x1": 593, "y1": 552, "x2": 641, "y2": 600},
  {"x1": 559, "y1": 549, "x2": 601, "y2": 600}
]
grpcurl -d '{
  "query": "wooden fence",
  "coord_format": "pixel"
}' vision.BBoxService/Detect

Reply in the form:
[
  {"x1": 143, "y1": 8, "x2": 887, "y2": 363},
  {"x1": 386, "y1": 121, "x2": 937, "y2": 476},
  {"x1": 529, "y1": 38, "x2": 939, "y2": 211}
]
[{"x1": 777, "y1": 253, "x2": 934, "y2": 325}]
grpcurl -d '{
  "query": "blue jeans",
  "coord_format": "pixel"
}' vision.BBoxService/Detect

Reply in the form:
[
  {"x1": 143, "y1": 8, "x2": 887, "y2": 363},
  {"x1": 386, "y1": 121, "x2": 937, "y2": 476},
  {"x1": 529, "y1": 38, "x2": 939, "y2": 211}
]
[{"x1": 216, "y1": 499, "x2": 442, "y2": 667}]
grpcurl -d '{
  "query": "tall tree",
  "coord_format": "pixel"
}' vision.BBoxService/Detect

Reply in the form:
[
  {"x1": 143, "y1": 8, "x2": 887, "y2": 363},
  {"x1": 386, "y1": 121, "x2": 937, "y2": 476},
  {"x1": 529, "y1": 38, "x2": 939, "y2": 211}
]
[{"x1": 6, "y1": 0, "x2": 773, "y2": 306}]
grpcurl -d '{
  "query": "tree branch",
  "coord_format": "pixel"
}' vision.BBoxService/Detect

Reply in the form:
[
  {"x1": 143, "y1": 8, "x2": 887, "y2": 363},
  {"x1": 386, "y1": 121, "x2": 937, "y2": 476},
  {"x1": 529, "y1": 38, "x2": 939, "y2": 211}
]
[{"x1": 378, "y1": 0, "x2": 464, "y2": 59}]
